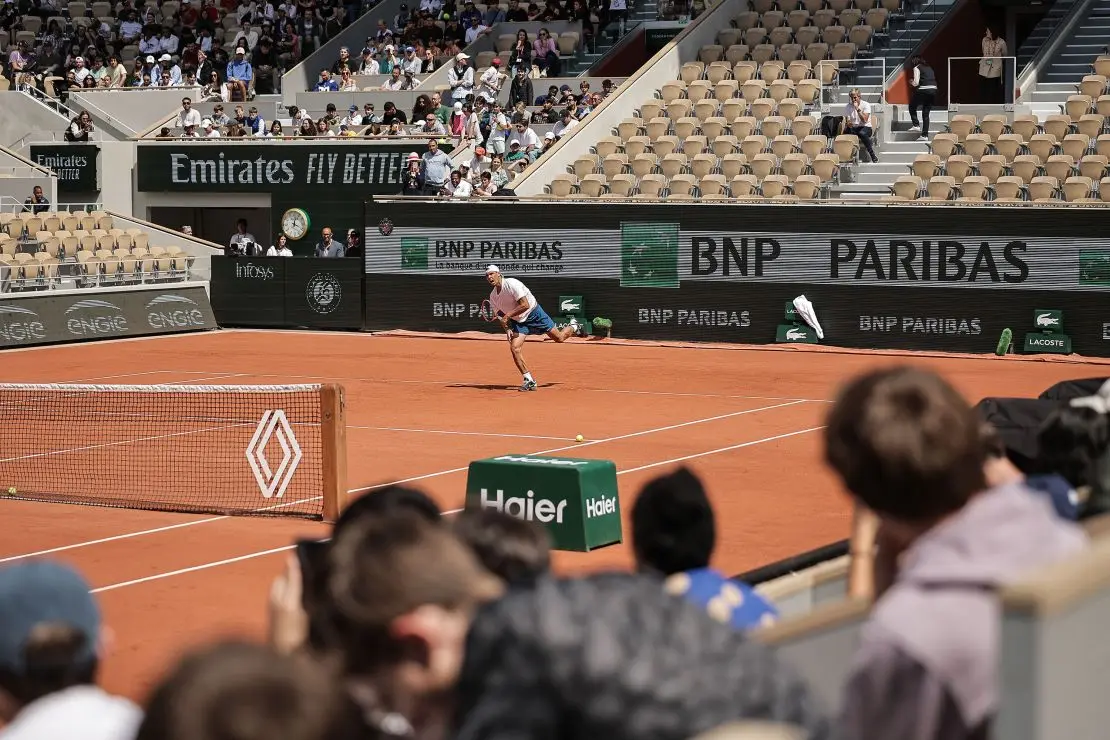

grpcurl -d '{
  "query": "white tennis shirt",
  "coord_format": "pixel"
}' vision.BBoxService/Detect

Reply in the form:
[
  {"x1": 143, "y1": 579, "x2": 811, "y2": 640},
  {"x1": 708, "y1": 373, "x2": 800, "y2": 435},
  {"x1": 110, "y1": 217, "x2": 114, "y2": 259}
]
[{"x1": 489, "y1": 277, "x2": 536, "y2": 322}]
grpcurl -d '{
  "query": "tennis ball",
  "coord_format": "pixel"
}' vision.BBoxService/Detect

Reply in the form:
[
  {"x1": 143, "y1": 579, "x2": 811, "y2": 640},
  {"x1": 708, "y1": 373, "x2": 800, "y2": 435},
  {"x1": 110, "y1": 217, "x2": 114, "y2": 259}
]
[
  {"x1": 576, "y1": 434, "x2": 584, "y2": 442},
  {"x1": 5, "y1": 487, "x2": 15, "y2": 495}
]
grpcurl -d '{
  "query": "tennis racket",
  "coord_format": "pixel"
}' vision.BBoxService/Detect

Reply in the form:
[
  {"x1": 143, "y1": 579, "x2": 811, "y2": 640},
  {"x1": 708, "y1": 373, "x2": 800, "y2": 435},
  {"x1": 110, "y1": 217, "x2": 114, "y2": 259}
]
[{"x1": 480, "y1": 300, "x2": 513, "y2": 340}]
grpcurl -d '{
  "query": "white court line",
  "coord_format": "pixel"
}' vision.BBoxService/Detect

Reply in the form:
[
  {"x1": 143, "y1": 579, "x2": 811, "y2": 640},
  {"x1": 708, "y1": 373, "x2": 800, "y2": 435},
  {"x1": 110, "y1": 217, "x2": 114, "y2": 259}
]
[
  {"x1": 349, "y1": 425, "x2": 574, "y2": 442},
  {"x1": 0, "y1": 330, "x2": 221, "y2": 355},
  {"x1": 0, "y1": 400, "x2": 809, "y2": 563},
  {"x1": 87, "y1": 424, "x2": 824, "y2": 593},
  {"x1": 184, "y1": 369, "x2": 829, "y2": 404},
  {"x1": 350, "y1": 399, "x2": 807, "y2": 493}
]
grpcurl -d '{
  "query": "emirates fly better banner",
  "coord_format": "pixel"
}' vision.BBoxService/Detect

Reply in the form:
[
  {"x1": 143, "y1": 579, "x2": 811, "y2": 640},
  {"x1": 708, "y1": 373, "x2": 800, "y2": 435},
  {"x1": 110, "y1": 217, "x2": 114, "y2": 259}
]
[{"x1": 366, "y1": 223, "x2": 1110, "y2": 290}]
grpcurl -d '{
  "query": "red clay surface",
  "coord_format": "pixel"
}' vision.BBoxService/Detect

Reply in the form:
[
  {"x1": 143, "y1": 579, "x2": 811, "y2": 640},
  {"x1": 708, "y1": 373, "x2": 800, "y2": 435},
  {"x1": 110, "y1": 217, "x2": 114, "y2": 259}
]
[{"x1": 1, "y1": 328, "x2": 1105, "y2": 701}]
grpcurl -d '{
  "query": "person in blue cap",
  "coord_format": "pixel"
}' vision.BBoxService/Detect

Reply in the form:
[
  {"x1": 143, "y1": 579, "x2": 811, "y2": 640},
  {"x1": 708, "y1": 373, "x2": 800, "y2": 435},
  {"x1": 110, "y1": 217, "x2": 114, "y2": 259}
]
[
  {"x1": 631, "y1": 466, "x2": 778, "y2": 631},
  {"x1": 0, "y1": 560, "x2": 141, "y2": 740}
]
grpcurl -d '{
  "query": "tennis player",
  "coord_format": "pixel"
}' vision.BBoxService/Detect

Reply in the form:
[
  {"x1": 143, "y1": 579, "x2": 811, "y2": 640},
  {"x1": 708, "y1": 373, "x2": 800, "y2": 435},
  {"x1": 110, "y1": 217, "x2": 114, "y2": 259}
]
[{"x1": 485, "y1": 264, "x2": 584, "y2": 391}]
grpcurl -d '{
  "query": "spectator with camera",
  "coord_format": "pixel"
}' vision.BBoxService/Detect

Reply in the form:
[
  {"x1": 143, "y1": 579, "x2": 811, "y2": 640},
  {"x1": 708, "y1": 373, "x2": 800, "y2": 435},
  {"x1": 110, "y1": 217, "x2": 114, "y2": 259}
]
[{"x1": 227, "y1": 219, "x2": 258, "y2": 256}]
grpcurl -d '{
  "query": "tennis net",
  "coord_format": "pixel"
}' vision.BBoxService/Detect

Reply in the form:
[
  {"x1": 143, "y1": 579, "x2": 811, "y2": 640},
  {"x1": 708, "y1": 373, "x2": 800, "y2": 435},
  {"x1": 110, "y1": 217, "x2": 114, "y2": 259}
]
[{"x1": 0, "y1": 383, "x2": 347, "y2": 521}]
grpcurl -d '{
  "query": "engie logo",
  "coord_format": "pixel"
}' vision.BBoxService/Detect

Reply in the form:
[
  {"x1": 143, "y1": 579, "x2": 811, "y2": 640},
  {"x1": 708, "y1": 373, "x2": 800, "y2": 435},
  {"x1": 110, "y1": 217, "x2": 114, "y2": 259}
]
[
  {"x1": 65, "y1": 299, "x2": 127, "y2": 336},
  {"x1": 0, "y1": 304, "x2": 48, "y2": 344},
  {"x1": 235, "y1": 262, "x2": 275, "y2": 280},
  {"x1": 479, "y1": 488, "x2": 568, "y2": 523},
  {"x1": 305, "y1": 273, "x2": 342, "y2": 314},
  {"x1": 146, "y1": 293, "x2": 208, "y2": 329}
]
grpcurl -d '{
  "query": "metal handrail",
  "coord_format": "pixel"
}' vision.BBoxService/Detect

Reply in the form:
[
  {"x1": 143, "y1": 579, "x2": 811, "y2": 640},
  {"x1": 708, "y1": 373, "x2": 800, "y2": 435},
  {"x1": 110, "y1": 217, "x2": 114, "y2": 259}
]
[
  {"x1": 1016, "y1": 0, "x2": 1097, "y2": 98},
  {"x1": 882, "y1": 0, "x2": 962, "y2": 87}
]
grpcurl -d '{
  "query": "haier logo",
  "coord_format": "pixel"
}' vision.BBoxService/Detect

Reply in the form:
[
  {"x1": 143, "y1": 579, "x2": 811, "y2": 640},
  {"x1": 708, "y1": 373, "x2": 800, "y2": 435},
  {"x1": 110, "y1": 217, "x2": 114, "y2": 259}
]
[
  {"x1": 146, "y1": 293, "x2": 207, "y2": 329},
  {"x1": 1036, "y1": 313, "x2": 1061, "y2": 328},
  {"x1": 585, "y1": 494, "x2": 617, "y2": 519},
  {"x1": 0, "y1": 305, "x2": 48, "y2": 344},
  {"x1": 479, "y1": 488, "x2": 568, "y2": 523},
  {"x1": 235, "y1": 262, "x2": 275, "y2": 280},
  {"x1": 64, "y1": 299, "x2": 127, "y2": 336}
]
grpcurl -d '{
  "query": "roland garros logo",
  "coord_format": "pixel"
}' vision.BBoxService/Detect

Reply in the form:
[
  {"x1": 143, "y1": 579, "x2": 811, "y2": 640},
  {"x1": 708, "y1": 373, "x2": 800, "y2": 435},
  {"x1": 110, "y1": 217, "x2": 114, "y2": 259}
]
[{"x1": 246, "y1": 409, "x2": 302, "y2": 498}]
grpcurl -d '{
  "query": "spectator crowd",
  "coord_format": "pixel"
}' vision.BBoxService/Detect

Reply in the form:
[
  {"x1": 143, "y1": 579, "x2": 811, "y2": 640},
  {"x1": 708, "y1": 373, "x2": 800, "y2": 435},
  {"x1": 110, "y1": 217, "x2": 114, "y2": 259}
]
[{"x1": 2, "y1": 365, "x2": 1106, "y2": 740}]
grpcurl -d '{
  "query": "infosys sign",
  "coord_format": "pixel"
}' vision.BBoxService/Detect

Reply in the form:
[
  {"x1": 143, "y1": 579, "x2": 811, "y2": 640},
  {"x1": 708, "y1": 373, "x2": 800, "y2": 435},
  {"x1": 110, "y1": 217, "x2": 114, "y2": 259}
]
[{"x1": 0, "y1": 287, "x2": 217, "y2": 349}]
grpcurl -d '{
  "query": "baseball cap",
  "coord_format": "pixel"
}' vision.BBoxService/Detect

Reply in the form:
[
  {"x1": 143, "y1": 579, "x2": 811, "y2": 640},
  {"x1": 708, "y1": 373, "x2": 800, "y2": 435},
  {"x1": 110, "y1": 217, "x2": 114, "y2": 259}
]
[
  {"x1": 485, "y1": 264, "x2": 500, "y2": 274},
  {"x1": 544, "y1": 131, "x2": 555, "y2": 140},
  {"x1": 453, "y1": 101, "x2": 463, "y2": 111},
  {"x1": 456, "y1": 52, "x2": 469, "y2": 61},
  {"x1": 407, "y1": 152, "x2": 420, "y2": 161},
  {"x1": 202, "y1": 118, "x2": 213, "y2": 126},
  {"x1": 235, "y1": 46, "x2": 246, "y2": 54},
  {"x1": 349, "y1": 104, "x2": 358, "y2": 112},
  {"x1": 405, "y1": 45, "x2": 415, "y2": 52},
  {"x1": 475, "y1": 146, "x2": 486, "y2": 155},
  {"x1": 491, "y1": 57, "x2": 501, "y2": 66},
  {"x1": 159, "y1": 53, "x2": 171, "y2": 61},
  {"x1": 0, "y1": 561, "x2": 100, "y2": 674},
  {"x1": 145, "y1": 55, "x2": 155, "y2": 63}
]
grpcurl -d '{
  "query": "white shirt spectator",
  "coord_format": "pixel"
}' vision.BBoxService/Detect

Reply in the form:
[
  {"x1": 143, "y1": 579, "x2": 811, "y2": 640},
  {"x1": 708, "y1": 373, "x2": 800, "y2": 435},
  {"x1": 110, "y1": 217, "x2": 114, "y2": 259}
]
[
  {"x1": 177, "y1": 107, "x2": 202, "y2": 128},
  {"x1": 165, "y1": 62, "x2": 183, "y2": 85},
  {"x1": 552, "y1": 116, "x2": 578, "y2": 138},
  {"x1": 341, "y1": 113, "x2": 362, "y2": 127},
  {"x1": 477, "y1": 66, "x2": 504, "y2": 101},
  {"x1": 447, "y1": 63, "x2": 474, "y2": 101},
  {"x1": 488, "y1": 111, "x2": 509, "y2": 145},
  {"x1": 467, "y1": 153, "x2": 491, "y2": 178},
  {"x1": 206, "y1": 127, "x2": 222, "y2": 137},
  {"x1": 419, "y1": 0, "x2": 442, "y2": 12},
  {"x1": 73, "y1": 65, "x2": 90, "y2": 84},
  {"x1": 159, "y1": 34, "x2": 180, "y2": 55},
  {"x1": 399, "y1": 54, "x2": 422, "y2": 76},
  {"x1": 0, "y1": 686, "x2": 142, "y2": 740},
  {"x1": 238, "y1": 27, "x2": 260, "y2": 51},
  {"x1": 509, "y1": 126, "x2": 540, "y2": 151},
  {"x1": 465, "y1": 24, "x2": 491, "y2": 44},
  {"x1": 139, "y1": 36, "x2": 161, "y2": 55},
  {"x1": 267, "y1": 244, "x2": 293, "y2": 255},
  {"x1": 489, "y1": 277, "x2": 536, "y2": 322},
  {"x1": 845, "y1": 98, "x2": 872, "y2": 127},
  {"x1": 359, "y1": 58, "x2": 381, "y2": 74},
  {"x1": 464, "y1": 111, "x2": 482, "y2": 141},
  {"x1": 120, "y1": 19, "x2": 142, "y2": 41},
  {"x1": 281, "y1": 0, "x2": 298, "y2": 17},
  {"x1": 381, "y1": 76, "x2": 405, "y2": 90},
  {"x1": 452, "y1": 178, "x2": 474, "y2": 198}
]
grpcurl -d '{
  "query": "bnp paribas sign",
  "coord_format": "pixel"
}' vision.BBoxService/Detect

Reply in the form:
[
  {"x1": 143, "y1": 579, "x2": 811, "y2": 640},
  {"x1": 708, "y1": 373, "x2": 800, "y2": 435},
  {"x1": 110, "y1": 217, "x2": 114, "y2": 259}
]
[{"x1": 135, "y1": 142, "x2": 451, "y2": 194}]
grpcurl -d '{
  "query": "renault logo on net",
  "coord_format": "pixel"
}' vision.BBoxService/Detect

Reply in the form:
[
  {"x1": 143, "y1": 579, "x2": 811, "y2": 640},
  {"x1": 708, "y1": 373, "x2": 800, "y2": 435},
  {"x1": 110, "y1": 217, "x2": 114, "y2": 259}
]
[{"x1": 246, "y1": 409, "x2": 303, "y2": 498}]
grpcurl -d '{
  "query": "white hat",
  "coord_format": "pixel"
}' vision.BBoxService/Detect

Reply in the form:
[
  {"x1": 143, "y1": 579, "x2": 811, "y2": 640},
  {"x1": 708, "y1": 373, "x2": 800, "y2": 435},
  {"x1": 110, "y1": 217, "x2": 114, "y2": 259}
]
[
  {"x1": 453, "y1": 101, "x2": 463, "y2": 111},
  {"x1": 145, "y1": 55, "x2": 155, "y2": 63},
  {"x1": 159, "y1": 53, "x2": 171, "y2": 61},
  {"x1": 235, "y1": 46, "x2": 246, "y2": 54},
  {"x1": 485, "y1": 264, "x2": 500, "y2": 274},
  {"x1": 74, "y1": 56, "x2": 84, "y2": 63},
  {"x1": 406, "y1": 151, "x2": 420, "y2": 161},
  {"x1": 544, "y1": 131, "x2": 555, "y2": 140},
  {"x1": 202, "y1": 118, "x2": 213, "y2": 127},
  {"x1": 456, "y1": 52, "x2": 469, "y2": 61}
]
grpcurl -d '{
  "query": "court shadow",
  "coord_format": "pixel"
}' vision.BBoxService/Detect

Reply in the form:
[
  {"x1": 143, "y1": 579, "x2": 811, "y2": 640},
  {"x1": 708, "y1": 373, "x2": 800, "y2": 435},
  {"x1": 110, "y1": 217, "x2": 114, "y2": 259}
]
[{"x1": 448, "y1": 383, "x2": 562, "y2": 391}]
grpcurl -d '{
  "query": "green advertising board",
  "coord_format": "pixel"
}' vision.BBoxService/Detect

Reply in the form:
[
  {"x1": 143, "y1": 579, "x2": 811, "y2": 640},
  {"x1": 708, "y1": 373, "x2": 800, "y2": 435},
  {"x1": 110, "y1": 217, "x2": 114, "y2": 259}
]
[
  {"x1": 465, "y1": 454, "x2": 622, "y2": 552},
  {"x1": 30, "y1": 144, "x2": 99, "y2": 193}
]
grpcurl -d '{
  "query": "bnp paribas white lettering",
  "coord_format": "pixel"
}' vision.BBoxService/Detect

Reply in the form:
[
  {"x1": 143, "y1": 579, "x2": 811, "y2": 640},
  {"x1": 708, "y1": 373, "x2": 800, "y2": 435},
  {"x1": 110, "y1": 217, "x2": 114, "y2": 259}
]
[
  {"x1": 859, "y1": 316, "x2": 982, "y2": 335},
  {"x1": 637, "y1": 308, "x2": 749, "y2": 327},
  {"x1": 480, "y1": 488, "x2": 567, "y2": 523},
  {"x1": 170, "y1": 152, "x2": 295, "y2": 185}
]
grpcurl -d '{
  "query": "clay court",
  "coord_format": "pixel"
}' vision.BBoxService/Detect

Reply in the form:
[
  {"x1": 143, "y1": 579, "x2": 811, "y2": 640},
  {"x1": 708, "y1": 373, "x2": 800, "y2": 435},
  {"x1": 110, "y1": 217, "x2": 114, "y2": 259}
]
[{"x1": 0, "y1": 328, "x2": 1106, "y2": 700}]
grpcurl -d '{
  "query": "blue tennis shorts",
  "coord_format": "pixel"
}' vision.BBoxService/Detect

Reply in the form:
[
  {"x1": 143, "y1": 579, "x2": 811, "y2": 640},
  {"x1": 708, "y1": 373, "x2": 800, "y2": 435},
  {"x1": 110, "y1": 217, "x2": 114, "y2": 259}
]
[{"x1": 510, "y1": 305, "x2": 556, "y2": 335}]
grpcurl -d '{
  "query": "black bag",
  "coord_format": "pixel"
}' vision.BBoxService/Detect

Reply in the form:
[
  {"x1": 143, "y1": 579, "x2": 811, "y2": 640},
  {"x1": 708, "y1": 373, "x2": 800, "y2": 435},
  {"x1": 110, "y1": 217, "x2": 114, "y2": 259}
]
[
  {"x1": 975, "y1": 397, "x2": 1065, "y2": 473},
  {"x1": 820, "y1": 115, "x2": 844, "y2": 138},
  {"x1": 1038, "y1": 378, "x2": 1110, "y2": 401}
]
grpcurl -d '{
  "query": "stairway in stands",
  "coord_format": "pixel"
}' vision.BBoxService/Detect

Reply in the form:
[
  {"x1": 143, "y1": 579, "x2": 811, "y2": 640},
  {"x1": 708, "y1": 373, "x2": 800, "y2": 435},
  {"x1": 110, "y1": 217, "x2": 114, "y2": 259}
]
[
  {"x1": 856, "y1": 0, "x2": 958, "y2": 90},
  {"x1": 1023, "y1": 0, "x2": 1110, "y2": 116},
  {"x1": 571, "y1": 0, "x2": 660, "y2": 74},
  {"x1": 1015, "y1": 0, "x2": 1080, "y2": 73}
]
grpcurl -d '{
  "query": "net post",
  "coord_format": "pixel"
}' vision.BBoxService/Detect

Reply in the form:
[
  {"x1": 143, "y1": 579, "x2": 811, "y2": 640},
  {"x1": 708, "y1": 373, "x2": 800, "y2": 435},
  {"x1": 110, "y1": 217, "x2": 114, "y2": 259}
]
[{"x1": 320, "y1": 384, "x2": 348, "y2": 523}]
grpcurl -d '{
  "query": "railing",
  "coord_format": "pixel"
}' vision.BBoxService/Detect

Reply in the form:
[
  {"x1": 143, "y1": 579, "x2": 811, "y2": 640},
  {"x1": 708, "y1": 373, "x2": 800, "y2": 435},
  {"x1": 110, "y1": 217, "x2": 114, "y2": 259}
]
[
  {"x1": 947, "y1": 55, "x2": 1018, "y2": 106},
  {"x1": 882, "y1": 0, "x2": 961, "y2": 87},
  {"x1": 818, "y1": 57, "x2": 887, "y2": 104},
  {"x1": 1016, "y1": 0, "x2": 1097, "y2": 98},
  {"x1": 368, "y1": 193, "x2": 1110, "y2": 207},
  {"x1": 21, "y1": 84, "x2": 76, "y2": 121},
  {"x1": 0, "y1": 200, "x2": 103, "y2": 214}
]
